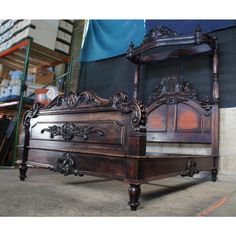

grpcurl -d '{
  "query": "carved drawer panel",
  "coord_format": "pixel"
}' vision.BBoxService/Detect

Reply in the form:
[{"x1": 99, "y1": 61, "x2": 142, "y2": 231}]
[{"x1": 31, "y1": 120, "x2": 126, "y2": 146}]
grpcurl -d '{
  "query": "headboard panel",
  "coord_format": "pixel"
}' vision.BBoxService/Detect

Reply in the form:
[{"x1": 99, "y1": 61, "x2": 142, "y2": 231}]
[{"x1": 146, "y1": 75, "x2": 217, "y2": 146}]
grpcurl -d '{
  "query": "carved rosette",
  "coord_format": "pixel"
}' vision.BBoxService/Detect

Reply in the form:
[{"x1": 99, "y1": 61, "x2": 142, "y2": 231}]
[
  {"x1": 50, "y1": 153, "x2": 81, "y2": 176},
  {"x1": 41, "y1": 122, "x2": 104, "y2": 141},
  {"x1": 148, "y1": 74, "x2": 202, "y2": 105}
]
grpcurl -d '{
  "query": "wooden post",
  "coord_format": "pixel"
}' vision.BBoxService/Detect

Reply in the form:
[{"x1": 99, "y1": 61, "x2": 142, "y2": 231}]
[
  {"x1": 212, "y1": 38, "x2": 219, "y2": 103},
  {"x1": 211, "y1": 37, "x2": 219, "y2": 181},
  {"x1": 133, "y1": 64, "x2": 140, "y2": 100}
]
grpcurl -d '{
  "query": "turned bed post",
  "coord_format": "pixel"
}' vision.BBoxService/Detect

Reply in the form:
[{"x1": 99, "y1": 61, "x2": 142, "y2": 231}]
[{"x1": 211, "y1": 37, "x2": 220, "y2": 182}]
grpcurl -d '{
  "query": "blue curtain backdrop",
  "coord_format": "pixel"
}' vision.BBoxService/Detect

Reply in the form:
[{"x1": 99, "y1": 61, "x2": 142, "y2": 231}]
[
  {"x1": 79, "y1": 20, "x2": 145, "y2": 62},
  {"x1": 79, "y1": 20, "x2": 236, "y2": 62},
  {"x1": 146, "y1": 20, "x2": 236, "y2": 35}
]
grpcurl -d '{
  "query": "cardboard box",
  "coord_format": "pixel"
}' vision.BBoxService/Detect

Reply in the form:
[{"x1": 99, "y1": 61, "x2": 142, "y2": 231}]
[
  {"x1": 55, "y1": 41, "x2": 70, "y2": 54},
  {"x1": 35, "y1": 69, "x2": 55, "y2": 85},
  {"x1": 0, "y1": 65, "x2": 11, "y2": 80},
  {"x1": 59, "y1": 20, "x2": 73, "y2": 33},
  {"x1": 57, "y1": 30, "x2": 72, "y2": 43}
]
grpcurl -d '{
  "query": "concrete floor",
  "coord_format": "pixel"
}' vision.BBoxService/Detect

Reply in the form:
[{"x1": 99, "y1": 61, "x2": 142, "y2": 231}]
[{"x1": 0, "y1": 168, "x2": 236, "y2": 216}]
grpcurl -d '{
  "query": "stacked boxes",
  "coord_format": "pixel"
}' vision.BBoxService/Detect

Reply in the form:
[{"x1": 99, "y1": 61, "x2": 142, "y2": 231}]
[
  {"x1": 0, "y1": 20, "x2": 74, "y2": 54},
  {"x1": 55, "y1": 20, "x2": 74, "y2": 54}
]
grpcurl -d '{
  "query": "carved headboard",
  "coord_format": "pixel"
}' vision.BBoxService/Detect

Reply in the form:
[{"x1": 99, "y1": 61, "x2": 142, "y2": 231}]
[{"x1": 146, "y1": 75, "x2": 219, "y2": 156}]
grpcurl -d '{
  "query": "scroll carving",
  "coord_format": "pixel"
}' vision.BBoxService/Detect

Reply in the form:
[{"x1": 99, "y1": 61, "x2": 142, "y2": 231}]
[
  {"x1": 41, "y1": 122, "x2": 103, "y2": 141},
  {"x1": 22, "y1": 102, "x2": 42, "y2": 129},
  {"x1": 112, "y1": 91, "x2": 146, "y2": 132},
  {"x1": 181, "y1": 159, "x2": 199, "y2": 177},
  {"x1": 45, "y1": 90, "x2": 112, "y2": 109},
  {"x1": 148, "y1": 74, "x2": 201, "y2": 105},
  {"x1": 50, "y1": 153, "x2": 82, "y2": 176}
]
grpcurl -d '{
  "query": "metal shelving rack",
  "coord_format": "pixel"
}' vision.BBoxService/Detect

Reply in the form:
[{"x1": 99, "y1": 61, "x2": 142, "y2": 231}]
[{"x1": 0, "y1": 38, "x2": 73, "y2": 165}]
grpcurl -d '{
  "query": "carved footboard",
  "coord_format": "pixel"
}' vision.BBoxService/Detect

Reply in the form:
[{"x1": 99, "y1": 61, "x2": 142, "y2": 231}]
[{"x1": 18, "y1": 90, "x2": 146, "y2": 182}]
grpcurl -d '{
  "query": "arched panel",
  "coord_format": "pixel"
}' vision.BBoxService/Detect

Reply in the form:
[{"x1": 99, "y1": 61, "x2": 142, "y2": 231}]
[
  {"x1": 177, "y1": 103, "x2": 201, "y2": 132},
  {"x1": 147, "y1": 104, "x2": 167, "y2": 132}
]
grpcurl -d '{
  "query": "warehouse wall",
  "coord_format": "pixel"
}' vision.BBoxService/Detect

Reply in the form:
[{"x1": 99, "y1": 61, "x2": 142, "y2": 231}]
[
  {"x1": 219, "y1": 108, "x2": 236, "y2": 181},
  {"x1": 78, "y1": 26, "x2": 236, "y2": 181}
]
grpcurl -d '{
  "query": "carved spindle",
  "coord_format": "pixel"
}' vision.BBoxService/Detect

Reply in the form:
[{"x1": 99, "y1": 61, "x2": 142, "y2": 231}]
[
  {"x1": 195, "y1": 25, "x2": 202, "y2": 45},
  {"x1": 128, "y1": 184, "x2": 141, "y2": 211},
  {"x1": 133, "y1": 64, "x2": 141, "y2": 100}
]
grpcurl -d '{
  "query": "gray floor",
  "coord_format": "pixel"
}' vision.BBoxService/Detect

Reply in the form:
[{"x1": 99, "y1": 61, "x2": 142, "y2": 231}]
[{"x1": 0, "y1": 168, "x2": 236, "y2": 216}]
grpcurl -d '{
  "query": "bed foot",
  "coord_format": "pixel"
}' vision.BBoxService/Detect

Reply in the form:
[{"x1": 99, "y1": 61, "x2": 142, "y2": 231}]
[
  {"x1": 19, "y1": 163, "x2": 28, "y2": 181},
  {"x1": 211, "y1": 169, "x2": 218, "y2": 182},
  {"x1": 128, "y1": 184, "x2": 141, "y2": 211}
]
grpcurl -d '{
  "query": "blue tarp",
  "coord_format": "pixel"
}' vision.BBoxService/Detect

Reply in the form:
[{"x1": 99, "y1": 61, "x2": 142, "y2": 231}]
[
  {"x1": 79, "y1": 20, "x2": 145, "y2": 62},
  {"x1": 146, "y1": 20, "x2": 236, "y2": 35},
  {"x1": 79, "y1": 20, "x2": 236, "y2": 62}
]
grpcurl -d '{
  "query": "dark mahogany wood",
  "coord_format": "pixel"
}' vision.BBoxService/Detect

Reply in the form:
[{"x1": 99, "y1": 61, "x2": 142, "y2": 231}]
[
  {"x1": 212, "y1": 169, "x2": 218, "y2": 182},
  {"x1": 128, "y1": 184, "x2": 141, "y2": 211},
  {"x1": 18, "y1": 26, "x2": 219, "y2": 211},
  {"x1": 19, "y1": 162, "x2": 28, "y2": 181}
]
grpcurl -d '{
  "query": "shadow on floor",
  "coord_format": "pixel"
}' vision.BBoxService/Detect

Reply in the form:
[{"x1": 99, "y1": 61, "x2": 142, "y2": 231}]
[
  {"x1": 65, "y1": 178, "x2": 112, "y2": 185},
  {"x1": 142, "y1": 179, "x2": 207, "y2": 202}
]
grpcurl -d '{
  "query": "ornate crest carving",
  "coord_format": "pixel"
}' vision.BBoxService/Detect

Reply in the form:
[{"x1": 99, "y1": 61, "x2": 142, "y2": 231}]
[
  {"x1": 50, "y1": 153, "x2": 82, "y2": 176},
  {"x1": 181, "y1": 159, "x2": 199, "y2": 177},
  {"x1": 143, "y1": 26, "x2": 179, "y2": 43},
  {"x1": 148, "y1": 74, "x2": 200, "y2": 105},
  {"x1": 41, "y1": 122, "x2": 104, "y2": 141},
  {"x1": 45, "y1": 90, "x2": 112, "y2": 109}
]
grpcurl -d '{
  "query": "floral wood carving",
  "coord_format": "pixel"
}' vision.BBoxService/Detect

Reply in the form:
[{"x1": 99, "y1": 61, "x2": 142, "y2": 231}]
[
  {"x1": 50, "y1": 153, "x2": 82, "y2": 176},
  {"x1": 148, "y1": 74, "x2": 201, "y2": 105},
  {"x1": 181, "y1": 159, "x2": 199, "y2": 177},
  {"x1": 41, "y1": 122, "x2": 104, "y2": 141}
]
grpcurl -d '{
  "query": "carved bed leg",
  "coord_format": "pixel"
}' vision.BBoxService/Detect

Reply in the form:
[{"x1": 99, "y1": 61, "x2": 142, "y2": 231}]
[
  {"x1": 128, "y1": 184, "x2": 141, "y2": 211},
  {"x1": 19, "y1": 114, "x2": 31, "y2": 181},
  {"x1": 19, "y1": 163, "x2": 28, "y2": 181},
  {"x1": 211, "y1": 169, "x2": 218, "y2": 182}
]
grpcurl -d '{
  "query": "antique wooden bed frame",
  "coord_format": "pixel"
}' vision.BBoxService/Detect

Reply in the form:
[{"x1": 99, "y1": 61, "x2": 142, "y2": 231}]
[{"x1": 18, "y1": 26, "x2": 219, "y2": 211}]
